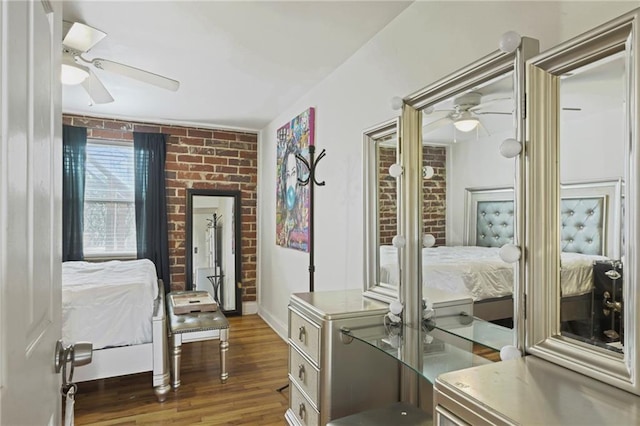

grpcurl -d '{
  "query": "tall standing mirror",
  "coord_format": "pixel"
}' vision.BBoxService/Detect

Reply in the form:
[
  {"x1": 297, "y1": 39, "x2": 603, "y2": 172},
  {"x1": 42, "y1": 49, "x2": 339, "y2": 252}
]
[
  {"x1": 186, "y1": 189, "x2": 242, "y2": 315},
  {"x1": 527, "y1": 9, "x2": 639, "y2": 395}
]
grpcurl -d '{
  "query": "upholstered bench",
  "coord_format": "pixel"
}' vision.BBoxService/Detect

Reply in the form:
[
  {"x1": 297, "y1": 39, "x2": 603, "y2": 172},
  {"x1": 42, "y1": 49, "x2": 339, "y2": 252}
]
[{"x1": 167, "y1": 291, "x2": 230, "y2": 388}]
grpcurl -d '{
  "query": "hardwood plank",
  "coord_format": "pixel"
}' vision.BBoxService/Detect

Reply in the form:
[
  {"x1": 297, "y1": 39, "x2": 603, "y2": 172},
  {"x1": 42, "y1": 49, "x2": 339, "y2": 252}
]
[{"x1": 72, "y1": 315, "x2": 290, "y2": 425}]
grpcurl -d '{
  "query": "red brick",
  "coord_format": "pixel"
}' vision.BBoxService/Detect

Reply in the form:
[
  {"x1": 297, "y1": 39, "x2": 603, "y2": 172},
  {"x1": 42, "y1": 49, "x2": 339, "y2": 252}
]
[
  {"x1": 213, "y1": 131, "x2": 238, "y2": 140},
  {"x1": 133, "y1": 124, "x2": 161, "y2": 133},
  {"x1": 176, "y1": 155, "x2": 202, "y2": 164},
  {"x1": 188, "y1": 129, "x2": 213, "y2": 138},
  {"x1": 182, "y1": 137, "x2": 205, "y2": 147},
  {"x1": 204, "y1": 156, "x2": 228, "y2": 165},
  {"x1": 237, "y1": 133, "x2": 258, "y2": 143},
  {"x1": 215, "y1": 165, "x2": 238, "y2": 174},
  {"x1": 90, "y1": 128, "x2": 129, "y2": 140},
  {"x1": 161, "y1": 126, "x2": 187, "y2": 136}
]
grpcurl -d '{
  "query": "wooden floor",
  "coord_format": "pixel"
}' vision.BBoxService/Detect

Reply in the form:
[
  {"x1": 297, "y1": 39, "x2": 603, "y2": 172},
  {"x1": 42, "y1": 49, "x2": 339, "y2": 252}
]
[
  {"x1": 71, "y1": 315, "x2": 504, "y2": 425},
  {"x1": 73, "y1": 315, "x2": 290, "y2": 425}
]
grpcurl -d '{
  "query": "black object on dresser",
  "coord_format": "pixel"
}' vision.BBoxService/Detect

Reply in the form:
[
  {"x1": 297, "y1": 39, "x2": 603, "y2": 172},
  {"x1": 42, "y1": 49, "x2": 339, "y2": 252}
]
[{"x1": 592, "y1": 260, "x2": 623, "y2": 343}]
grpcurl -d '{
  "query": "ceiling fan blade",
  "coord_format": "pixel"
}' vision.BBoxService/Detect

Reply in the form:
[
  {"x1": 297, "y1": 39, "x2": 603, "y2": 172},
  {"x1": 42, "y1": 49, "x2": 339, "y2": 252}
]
[
  {"x1": 475, "y1": 111, "x2": 513, "y2": 116},
  {"x1": 91, "y1": 58, "x2": 180, "y2": 91},
  {"x1": 62, "y1": 21, "x2": 106, "y2": 53},
  {"x1": 478, "y1": 120, "x2": 491, "y2": 137},
  {"x1": 81, "y1": 70, "x2": 114, "y2": 104},
  {"x1": 469, "y1": 97, "x2": 512, "y2": 112},
  {"x1": 423, "y1": 117, "x2": 453, "y2": 134}
]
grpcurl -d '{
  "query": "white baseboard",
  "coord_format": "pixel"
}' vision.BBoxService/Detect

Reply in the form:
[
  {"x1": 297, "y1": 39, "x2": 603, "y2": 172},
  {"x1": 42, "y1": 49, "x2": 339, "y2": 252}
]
[
  {"x1": 243, "y1": 301, "x2": 258, "y2": 315},
  {"x1": 258, "y1": 305, "x2": 288, "y2": 341}
]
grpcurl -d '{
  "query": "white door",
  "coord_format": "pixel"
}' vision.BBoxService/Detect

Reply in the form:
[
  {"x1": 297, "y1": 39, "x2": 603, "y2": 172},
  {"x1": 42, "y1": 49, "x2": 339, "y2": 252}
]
[{"x1": 0, "y1": 1, "x2": 62, "y2": 425}]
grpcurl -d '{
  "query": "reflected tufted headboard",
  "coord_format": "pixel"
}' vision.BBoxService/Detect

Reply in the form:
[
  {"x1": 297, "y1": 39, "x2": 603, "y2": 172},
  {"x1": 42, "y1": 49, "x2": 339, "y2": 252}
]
[
  {"x1": 465, "y1": 180, "x2": 622, "y2": 257},
  {"x1": 560, "y1": 197, "x2": 605, "y2": 255},
  {"x1": 465, "y1": 187, "x2": 514, "y2": 248},
  {"x1": 476, "y1": 200, "x2": 514, "y2": 247}
]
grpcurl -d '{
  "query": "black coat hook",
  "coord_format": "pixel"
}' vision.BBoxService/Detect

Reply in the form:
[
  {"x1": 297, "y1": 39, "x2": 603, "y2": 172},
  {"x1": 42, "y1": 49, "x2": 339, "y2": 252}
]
[{"x1": 296, "y1": 146, "x2": 326, "y2": 187}]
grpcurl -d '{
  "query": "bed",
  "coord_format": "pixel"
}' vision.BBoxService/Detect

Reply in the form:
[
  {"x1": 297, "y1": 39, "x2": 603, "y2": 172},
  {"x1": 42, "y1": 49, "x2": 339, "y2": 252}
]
[
  {"x1": 380, "y1": 245, "x2": 606, "y2": 320},
  {"x1": 62, "y1": 259, "x2": 170, "y2": 401},
  {"x1": 379, "y1": 180, "x2": 623, "y2": 324}
]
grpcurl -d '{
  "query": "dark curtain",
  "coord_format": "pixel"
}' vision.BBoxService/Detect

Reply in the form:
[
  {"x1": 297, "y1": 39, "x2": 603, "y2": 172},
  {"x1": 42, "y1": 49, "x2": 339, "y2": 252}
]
[
  {"x1": 62, "y1": 125, "x2": 87, "y2": 261},
  {"x1": 133, "y1": 132, "x2": 170, "y2": 293}
]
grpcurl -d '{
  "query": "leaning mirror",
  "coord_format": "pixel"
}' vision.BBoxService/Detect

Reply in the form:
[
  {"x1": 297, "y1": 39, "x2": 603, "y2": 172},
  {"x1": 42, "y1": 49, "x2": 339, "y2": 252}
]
[
  {"x1": 363, "y1": 118, "x2": 401, "y2": 303},
  {"x1": 396, "y1": 37, "x2": 539, "y2": 337},
  {"x1": 186, "y1": 189, "x2": 242, "y2": 315},
  {"x1": 526, "y1": 9, "x2": 639, "y2": 395}
]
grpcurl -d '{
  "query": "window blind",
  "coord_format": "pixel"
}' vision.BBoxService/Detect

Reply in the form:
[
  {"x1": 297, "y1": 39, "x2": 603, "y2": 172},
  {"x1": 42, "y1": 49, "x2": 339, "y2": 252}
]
[{"x1": 83, "y1": 140, "x2": 137, "y2": 257}]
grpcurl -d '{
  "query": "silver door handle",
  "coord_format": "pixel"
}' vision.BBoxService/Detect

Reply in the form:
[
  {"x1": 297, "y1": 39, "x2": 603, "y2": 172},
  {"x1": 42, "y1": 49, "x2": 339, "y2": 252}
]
[
  {"x1": 298, "y1": 326, "x2": 306, "y2": 342},
  {"x1": 55, "y1": 340, "x2": 93, "y2": 373}
]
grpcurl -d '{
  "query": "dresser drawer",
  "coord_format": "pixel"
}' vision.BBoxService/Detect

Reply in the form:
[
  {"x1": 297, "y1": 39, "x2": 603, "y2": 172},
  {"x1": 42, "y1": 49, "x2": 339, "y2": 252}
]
[
  {"x1": 289, "y1": 309, "x2": 321, "y2": 364},
  {"x1": 289, "y1": 346, "x2": 320, "y2": 405},
  {"x1": 290, "y1": 381, "x2": 320, "y2": 426}
]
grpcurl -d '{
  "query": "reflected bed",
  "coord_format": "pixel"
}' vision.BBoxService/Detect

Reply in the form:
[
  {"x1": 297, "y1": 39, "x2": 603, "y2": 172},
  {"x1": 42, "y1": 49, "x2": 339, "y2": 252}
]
[{"x1": 379, "y1": 180, "x2": 622, "y2": 323}]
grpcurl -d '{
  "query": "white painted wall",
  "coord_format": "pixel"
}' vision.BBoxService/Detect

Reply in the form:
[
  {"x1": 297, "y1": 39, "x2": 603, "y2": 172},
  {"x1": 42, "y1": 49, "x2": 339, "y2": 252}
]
[{"x1": 256, "y1": 1, "x2": 640, "y2": 338}]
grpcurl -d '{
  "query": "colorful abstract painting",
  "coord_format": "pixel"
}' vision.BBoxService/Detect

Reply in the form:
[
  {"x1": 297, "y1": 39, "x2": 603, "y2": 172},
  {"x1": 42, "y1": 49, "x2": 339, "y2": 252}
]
[{"x1": 276, "y1": 107, "x2": 315, "y2": 251}]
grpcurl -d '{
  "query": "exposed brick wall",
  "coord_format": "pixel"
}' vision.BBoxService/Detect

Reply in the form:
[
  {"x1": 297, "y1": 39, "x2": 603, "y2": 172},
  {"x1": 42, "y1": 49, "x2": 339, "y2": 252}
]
[
  {"x1": 377, "y1": 145, "x2": 447, "y2": 247},
  {"x1": 63, "y1": 114, "x2": 258, "y2": 303},
  {"x1": 424, "y1": 145, "x2": 446, "y2": 246},
  {"x1": 378, "y1": 146, "x2": 397, "y2": 246}
]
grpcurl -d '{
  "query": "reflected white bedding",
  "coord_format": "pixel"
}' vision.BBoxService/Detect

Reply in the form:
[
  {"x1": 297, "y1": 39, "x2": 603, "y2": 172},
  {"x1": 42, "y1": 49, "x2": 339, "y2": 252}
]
[
  {"x1": 379, "y1": 246, "x2": 606, "y2": 301},
  {"x1": 62, "y1": 259, "x2": 158, "y2": 350}
]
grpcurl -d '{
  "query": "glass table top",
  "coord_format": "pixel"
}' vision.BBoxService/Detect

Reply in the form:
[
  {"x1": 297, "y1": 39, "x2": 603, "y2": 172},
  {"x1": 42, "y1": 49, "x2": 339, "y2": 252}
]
[
  {"x1": 341, "y1": 314, "x2": 515, "y2": 384},
  {"x1": 431, "y1": 314, "x2": 514, "y2": 352}
]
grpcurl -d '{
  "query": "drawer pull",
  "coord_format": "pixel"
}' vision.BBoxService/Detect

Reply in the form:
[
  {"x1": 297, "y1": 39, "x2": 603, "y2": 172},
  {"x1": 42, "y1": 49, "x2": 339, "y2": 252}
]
[
  {"x1": 298, "y1": 402, "x2": 306, "y2": 420},
  {"x1": 298, "y1": 325, "x2": 306, "y2": 342},
  {"x1": 298, "y1": 364, "x2": 306, "y2": 382}
]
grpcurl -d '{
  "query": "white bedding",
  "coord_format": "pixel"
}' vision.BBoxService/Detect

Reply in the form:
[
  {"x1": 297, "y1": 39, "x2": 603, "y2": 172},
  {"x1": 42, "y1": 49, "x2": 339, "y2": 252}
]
[
  {"x1": 379, "y1": 245, "x2": 607, "y2": 301},
  {"x1": 62, "y1": 259, "x2": 159, "y2": 350}
]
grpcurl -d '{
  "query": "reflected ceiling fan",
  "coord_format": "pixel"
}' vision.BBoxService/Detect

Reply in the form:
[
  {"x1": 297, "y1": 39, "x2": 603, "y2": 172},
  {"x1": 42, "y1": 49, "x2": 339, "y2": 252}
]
[
  {"x1": 423, "y1": 92, "x2": 512, "y2": 135},
  {"x1": 62, "y1": 21, "x2": 180, "y2": 104}
]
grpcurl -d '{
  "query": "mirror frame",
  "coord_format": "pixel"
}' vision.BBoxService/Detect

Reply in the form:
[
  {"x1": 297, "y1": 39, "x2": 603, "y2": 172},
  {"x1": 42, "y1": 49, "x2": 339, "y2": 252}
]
[
  {"x1": 398, "y1": 37, "x2": 540, "y2": 333},
  {"x1": 363, "y1": 117, "x2": 401, "y2": 303},
  {"x1": 185, "y1": 188, "x2": 242, "y2": 316},
  {"x1": 526, "y1": 9, "x2": 639, "y2": 395}
]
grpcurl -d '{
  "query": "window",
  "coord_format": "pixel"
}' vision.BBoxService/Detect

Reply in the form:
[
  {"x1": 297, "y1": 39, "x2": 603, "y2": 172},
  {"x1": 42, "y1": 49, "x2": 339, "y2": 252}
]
[{"x1": 83, "y1": 140, "x2": 137, "y2": 257}]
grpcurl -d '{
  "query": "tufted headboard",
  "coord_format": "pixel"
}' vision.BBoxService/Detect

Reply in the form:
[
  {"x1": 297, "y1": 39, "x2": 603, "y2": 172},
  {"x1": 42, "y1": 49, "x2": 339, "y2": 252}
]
[
  {"x1": 560, "y1": 197, "x2": 605, "y2": 255},
  {"x1": 464, "y1": 180, "x2": 622, "y2": 257},
  {"x1": 476, "y1": 200, "x2": 514, "y2": 247},
  {"x1": 465, "y1": 187, "x2": 515, "y2": 247}
]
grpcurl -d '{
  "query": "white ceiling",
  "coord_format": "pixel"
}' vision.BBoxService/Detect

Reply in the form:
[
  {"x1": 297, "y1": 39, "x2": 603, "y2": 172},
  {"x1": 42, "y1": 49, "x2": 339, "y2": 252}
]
[{"x1": 61, "y1": 1, "x2": 412, "y2": 131}]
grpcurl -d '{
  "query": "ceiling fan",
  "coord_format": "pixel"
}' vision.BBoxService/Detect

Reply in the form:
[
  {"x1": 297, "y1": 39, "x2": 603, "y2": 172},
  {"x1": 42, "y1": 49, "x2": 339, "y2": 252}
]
[
  {"x1": 62, "y1": 21, "x2": 180, "y2": 105},
  {"x1": 423, "y1": 92, "x2": 512, "y2": 135}
]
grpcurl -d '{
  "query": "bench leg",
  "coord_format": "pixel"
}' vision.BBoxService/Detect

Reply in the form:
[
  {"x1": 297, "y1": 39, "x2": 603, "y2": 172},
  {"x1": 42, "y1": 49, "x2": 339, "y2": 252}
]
[
  {"x1": 220, "y1": 328, "x2": 229, "y2": 383},
  {"x1": 171, "y1": 333, "x2": 182, "y2": 389}
]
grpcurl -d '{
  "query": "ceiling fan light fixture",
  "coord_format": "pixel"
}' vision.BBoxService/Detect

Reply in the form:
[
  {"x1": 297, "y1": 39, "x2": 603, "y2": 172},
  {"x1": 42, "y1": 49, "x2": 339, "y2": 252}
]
[
  {"x1": 453, "y1": 111, "x2": 479, "y2": 132},
  {"x1": 61, "y1": 54, "x2": 89, "y2": 85}
]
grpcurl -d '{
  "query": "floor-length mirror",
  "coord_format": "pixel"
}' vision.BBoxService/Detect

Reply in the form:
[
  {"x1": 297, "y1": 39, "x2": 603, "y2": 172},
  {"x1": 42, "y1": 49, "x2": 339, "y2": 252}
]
[{"x1": 186, "y1": 189, "x2": 242, "y2": 315}]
